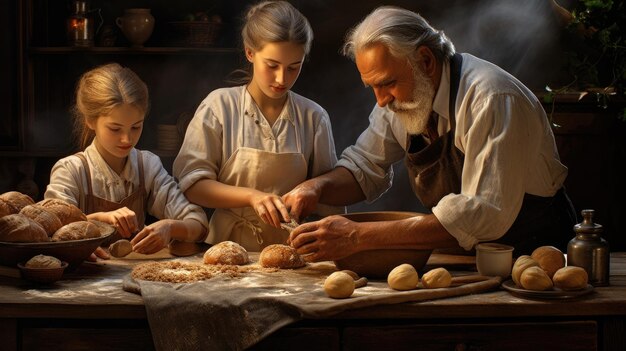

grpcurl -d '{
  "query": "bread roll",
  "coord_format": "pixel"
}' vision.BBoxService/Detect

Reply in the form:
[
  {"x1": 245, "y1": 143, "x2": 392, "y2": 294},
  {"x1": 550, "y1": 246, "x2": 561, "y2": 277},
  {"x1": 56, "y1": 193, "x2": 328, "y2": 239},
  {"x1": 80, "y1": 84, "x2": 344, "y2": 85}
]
[
  {"x1": 203, "y1": 241, "x2": 249, "y2": 265},
  {"x1": 531, "y1": 246, "x2": 566, "y2": 279},
  {"x1": 38, "y1": 198, "x2": 87, "y2": 225},
  {"x1": 25, "y1": 254, "x2": 62, "y2": 268},
  {"x1": 0, "y1": 214, "x2": 48, "y2": 242},
  {"x1": 51, "y1": 221, "x2": 100, "y2": 241},
  {"x1": 20, "y1": 204, "x2": 63, "y2": 236},
  {"x1": 258, "y1": 244, "x2": 306, "y2": 269},
  {"x1": 553, "y1": 266, "x2": 589, "y2": 291},
  {"x1": 0, "y1": 199, "x2": 13, "y2": 218},
  {"x1": 109, "y1": 239, "x2": 133, "y2": 258},
  {"x1": 0, "y1": 191, "x2": 35, "y2": 213}
]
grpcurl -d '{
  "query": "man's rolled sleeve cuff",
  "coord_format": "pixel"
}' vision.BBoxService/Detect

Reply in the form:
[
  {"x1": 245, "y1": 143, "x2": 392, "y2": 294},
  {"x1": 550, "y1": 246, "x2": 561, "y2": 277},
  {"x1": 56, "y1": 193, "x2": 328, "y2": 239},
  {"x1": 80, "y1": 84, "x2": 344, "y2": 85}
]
[
  {"x1": 336, "y1": 159, "x2": 390, "y2": 203},
  {"x1": 432, "y1": 203, "x2": 478, "y2": 251}
]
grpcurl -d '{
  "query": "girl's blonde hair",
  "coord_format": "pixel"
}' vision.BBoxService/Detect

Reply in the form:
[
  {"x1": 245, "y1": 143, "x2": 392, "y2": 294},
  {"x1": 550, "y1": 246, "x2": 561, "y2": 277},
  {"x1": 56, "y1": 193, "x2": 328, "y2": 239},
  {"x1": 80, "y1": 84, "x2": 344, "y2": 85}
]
[
  {"x1": 231, "y1": 1, "x2": 313, "y2": 84},
  {"x1": 72, "y1": 63, "x2": 149, "y2": 149}
]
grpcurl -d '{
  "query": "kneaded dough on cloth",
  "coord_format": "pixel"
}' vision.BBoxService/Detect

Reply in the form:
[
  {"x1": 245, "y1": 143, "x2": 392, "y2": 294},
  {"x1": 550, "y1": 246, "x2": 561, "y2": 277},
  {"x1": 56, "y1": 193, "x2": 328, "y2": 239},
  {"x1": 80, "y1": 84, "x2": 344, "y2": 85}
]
[{"x1": 122, "y1": 247, "x2": 173, "y2": 260}]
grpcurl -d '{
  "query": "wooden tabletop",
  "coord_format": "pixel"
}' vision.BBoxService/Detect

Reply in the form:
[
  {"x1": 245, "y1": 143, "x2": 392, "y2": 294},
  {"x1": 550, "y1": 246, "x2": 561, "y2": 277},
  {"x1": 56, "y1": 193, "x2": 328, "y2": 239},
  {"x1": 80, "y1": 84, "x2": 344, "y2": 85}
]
[{"x1": 0, "y1": 252, "x2": 625, "y2": 321}]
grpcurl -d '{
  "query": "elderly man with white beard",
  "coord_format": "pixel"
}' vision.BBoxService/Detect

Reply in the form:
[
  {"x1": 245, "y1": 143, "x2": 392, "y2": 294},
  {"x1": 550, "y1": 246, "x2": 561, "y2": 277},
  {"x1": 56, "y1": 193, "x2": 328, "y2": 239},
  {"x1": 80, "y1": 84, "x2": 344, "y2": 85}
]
[{"x1": 282, "y1": 6, "x2": 577, "y2": 260}]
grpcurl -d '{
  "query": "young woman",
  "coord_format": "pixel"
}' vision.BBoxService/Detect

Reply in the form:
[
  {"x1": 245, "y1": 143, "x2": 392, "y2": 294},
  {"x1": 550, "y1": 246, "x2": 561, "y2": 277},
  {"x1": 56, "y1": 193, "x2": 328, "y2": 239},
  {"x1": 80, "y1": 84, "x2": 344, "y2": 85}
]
[
  {"x1": 45, "y1": 63, "x2": 208, "y2": 258},
  {"x1": 173, "y1": 1, "x2": 342, "y2": 251}
]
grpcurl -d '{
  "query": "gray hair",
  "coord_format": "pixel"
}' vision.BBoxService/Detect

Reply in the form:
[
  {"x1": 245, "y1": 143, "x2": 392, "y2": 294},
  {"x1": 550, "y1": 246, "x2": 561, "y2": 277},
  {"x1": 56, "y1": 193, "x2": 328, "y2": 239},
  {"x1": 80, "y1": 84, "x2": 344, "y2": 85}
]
[
  {"x1": 342, "y1": 6, "x2": 455, "y2": 64},
  {"x1": 242, "y1": 1, "x2": 313, "y2": 54}
]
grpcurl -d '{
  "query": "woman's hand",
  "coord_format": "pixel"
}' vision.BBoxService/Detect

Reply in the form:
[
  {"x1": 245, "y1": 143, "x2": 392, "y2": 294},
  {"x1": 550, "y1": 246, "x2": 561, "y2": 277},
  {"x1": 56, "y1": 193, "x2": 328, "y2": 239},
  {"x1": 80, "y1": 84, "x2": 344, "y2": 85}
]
[
  {"x1": 130, "y1": 220, "x2": 174, "y2": 254},
  {"x1": 249, "y1": 191, "x2": 290, "y2": 228}
]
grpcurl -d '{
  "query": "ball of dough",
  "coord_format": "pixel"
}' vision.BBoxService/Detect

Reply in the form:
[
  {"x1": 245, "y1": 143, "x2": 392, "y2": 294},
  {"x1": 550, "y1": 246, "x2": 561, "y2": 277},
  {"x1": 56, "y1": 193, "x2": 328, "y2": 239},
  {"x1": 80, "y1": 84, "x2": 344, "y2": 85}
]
[
  {"x1": 51, "y1": 221, "x2": 100, "y2": 241},
  {"x1": 258, "y1": 244, "x2": 306, "y2": 269},
  {"x1": 520, "y1": 266, "x2": 554, "y2": 291},
  {"x1": 109, "y1": 239, "x2": 133, "y2": 258},
  {"x1": 324, "y1": 271, "x2": 355, "y2": 298},
  {"x1": 203, "y1": 241, "x2": 249, "y2": 265},
  {"x1": 512, "y1": 255, "x2": 540, "y2": 287},
  {"x1": 37, "y1": 198, "x2": 87, "y2": 225},
  {"x1": 0, "y1": 214, "x2": 48, "y2": 243},
  {"x1": 421, "y1": 267, "x2": 452, "y2": 289},
  {"x1": 0, "y1": 191, "x2": 35, "y2": 213},
  {"x1": 388, "y1": 263, "x2": 419, "y2": 291},
  {"x1": 531, "y1": 246, "x2": 565, "y2": 279},
  {"x1": 553, "y1": 266, "x2": 589, "y2": 291},
  {"x1": 20, "y1": 204, "x2": 63, "y2": 236},
  {"x1": 25, "y1": 254, "x2": 62, "y2": 268}
]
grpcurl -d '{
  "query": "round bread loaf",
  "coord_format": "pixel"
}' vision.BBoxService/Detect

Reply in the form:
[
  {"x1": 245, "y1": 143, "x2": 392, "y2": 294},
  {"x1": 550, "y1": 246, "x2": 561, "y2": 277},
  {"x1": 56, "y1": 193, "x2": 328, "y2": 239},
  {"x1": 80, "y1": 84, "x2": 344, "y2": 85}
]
[
  {"x1": 0, "y1": 214, "x2": 49, "y2": 243},
  {"x1": 531, "y1": 246, "x2": 566, "y2": 279},
  {"x1": 38, "y1": 198, "x2": 87, "y2": 225},
  {"x1": 51, "y1": 221, "x2": 100, "y2": 241},
  {"x1": 0, "y1": 198, "x2": 13, "y2": 218},
  {"x1": 259, "y1": 244, "x2": 306, "y2": 269},
  {"x1": 25, "y1": 254, "x2": 62, "y2": 268},
  {"x1": 20, "y1": 204, "x2": 63, "y2": 236},
  {"x1": 109, "y1": 239, "x2": 133, "y2": 258},
  {"x1": 203, "y1": 241, "x2": 249, "y2": 265},
  {"x1": 0, "y1": 191, "x2": 35, "y2": 213}
]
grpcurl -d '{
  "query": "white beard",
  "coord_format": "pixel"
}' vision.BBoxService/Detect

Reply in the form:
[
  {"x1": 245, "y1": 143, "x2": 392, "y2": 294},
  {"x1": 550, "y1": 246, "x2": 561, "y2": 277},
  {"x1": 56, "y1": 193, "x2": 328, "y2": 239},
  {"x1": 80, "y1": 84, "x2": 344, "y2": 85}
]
[{"x1": 389, "y1": 66, "x2": 436, "y2": 135}]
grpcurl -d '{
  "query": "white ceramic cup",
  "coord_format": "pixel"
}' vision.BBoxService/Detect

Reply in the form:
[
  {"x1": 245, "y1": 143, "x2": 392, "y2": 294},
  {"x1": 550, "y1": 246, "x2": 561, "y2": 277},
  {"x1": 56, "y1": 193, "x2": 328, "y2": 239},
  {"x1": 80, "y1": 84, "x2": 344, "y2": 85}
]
[{"x1": 475, "y1": 243, "x2": 514, "y2": 278}]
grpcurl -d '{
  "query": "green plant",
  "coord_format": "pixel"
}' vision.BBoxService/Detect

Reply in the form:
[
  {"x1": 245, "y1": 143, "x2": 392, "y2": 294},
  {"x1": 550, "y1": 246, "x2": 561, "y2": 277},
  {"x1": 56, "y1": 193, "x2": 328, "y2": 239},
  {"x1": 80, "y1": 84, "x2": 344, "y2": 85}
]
[{"x1": 545, "y1": 0, "x2": 626, "y2": 122}]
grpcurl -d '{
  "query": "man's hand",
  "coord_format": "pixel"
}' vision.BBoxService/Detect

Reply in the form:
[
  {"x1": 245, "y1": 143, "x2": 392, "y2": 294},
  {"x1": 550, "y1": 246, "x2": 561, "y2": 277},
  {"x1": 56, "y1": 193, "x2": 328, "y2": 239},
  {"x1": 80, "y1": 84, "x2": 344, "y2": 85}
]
[
  {"x1": 282, "y1": 179, "x2": 322, "y2": 222},
  {"x1": 249, "y1": 191, "x2": 290, "y2": 228},
  {"x1": 131, "y1": 220, "x2": 173, "y2": 254},
  {"x1": 287, "y1": 215, "x2": 359, "y2": 262}
]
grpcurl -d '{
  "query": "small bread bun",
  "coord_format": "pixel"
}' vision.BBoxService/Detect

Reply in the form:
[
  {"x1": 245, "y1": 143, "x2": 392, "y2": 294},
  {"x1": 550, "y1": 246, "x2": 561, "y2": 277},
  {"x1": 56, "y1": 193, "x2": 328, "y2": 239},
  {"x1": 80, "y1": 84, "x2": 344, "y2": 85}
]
[
  {"x1": 51, "y1": 221, "x2": 100, "y2": 241},
  {"x1": 531, "y1": 246, "x2": 566, "y2": 279},
  {"x1": 38, "y1": 198, "x2": 87, "y2": 225},
  {"x1": 20, "y1": 204, "x2": 63, "y2": 236},
  {"x1": 25, "y1": 254, "x2": 62, "y2": 268},
  {"x1": 109, "y1": 239, "x2": 133, "y2": 258},
  {"x1": 203, "y1": 241, "x2": 249, "y2": 265},
  {"x1": 0, "y1": 191, "x2": 35, "y2": 213},
  {"x1": 0, "y1": 214, "x2": 49, "y2": 243},
  {"x1": 259, "y1": 244, "x2": 306, "y2": 269}
]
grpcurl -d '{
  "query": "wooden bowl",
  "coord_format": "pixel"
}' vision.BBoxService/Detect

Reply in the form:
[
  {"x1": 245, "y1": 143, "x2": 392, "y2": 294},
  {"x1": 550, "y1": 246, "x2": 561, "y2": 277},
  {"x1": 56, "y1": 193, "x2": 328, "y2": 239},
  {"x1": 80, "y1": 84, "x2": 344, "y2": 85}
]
[
  {"x1": 18, "y1": 261, "x2": 68, "y2": 284},
  {"x1": 0, "y1": 220, "x2": 115, "y2": 268},
  {"x1": 333, "y1": 211, "x2": 432, "y2": 279}
]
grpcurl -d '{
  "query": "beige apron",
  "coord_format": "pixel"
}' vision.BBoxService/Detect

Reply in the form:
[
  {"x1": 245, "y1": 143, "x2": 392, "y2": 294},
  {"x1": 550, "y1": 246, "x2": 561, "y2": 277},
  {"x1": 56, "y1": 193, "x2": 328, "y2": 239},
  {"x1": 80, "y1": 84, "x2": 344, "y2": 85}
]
[
  {"x1": 76, "y1": 151, "x2": 146, "y2": 244},
  {"x1": 208, "y1": 89, "x2": 308, "y2": 251}
]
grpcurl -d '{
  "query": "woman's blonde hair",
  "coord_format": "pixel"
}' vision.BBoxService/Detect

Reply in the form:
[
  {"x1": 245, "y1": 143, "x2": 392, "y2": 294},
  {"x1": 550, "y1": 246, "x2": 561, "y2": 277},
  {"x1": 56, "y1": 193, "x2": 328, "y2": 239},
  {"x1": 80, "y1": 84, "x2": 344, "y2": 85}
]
[
  {"x1": 231, "y1": 1, "x2": 313, "y2": 84},
  {"x1": 72, "y1": 63, "x2": 149, "y2": 149}
]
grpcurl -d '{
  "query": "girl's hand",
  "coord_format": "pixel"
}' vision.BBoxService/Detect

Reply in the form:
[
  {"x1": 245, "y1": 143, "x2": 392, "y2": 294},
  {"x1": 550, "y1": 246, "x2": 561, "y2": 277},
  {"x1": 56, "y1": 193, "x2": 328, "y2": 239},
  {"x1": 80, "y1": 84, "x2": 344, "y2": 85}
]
[
  {"x1": 98, "y1": 207, "x2": 139, "y2": 238},
  {"x1": 249, "y1": 191, "x2": 290, "y2": 228},
  {"x1": 131, "y1": 220, "x2": 173, "y2": 254},
  {"x1": 88, "y1": 247, "x2": 110, "y2": 261}
]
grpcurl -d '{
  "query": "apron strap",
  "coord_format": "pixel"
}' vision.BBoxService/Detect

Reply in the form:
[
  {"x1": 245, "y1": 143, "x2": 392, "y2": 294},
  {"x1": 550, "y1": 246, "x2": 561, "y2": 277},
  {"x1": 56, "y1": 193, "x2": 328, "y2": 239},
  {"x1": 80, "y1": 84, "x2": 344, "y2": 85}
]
[{"x1": 74, "y1": 152, "x2": 95, "y2": 214}]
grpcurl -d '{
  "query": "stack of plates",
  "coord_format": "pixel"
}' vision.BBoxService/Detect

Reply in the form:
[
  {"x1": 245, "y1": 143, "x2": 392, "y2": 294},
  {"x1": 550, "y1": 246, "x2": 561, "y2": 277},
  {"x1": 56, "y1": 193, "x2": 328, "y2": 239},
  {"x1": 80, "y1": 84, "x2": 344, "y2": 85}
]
[{"x1": 157, "y1": 124, "x2": 181, "y2": 151}]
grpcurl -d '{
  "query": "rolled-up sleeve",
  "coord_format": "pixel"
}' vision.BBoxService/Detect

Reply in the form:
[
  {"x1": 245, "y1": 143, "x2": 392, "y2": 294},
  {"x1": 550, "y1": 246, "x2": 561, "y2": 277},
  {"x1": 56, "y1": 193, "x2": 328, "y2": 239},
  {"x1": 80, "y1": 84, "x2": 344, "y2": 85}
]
[
  {"x1": 337, "y1": 106, "x2": 406, "y2": 202},
  {"x1": 144, "y1": 152, "x2": 209, "y2": 230},
  {"x1": 433, "y1": 93, "x2": 535, "y2": 250},
  {"x1": 173, "y1": 101, "x2": 223, "y2": 192},
  {"x1": 44, "y1": 157, "x2": 83, "y2": 206}
]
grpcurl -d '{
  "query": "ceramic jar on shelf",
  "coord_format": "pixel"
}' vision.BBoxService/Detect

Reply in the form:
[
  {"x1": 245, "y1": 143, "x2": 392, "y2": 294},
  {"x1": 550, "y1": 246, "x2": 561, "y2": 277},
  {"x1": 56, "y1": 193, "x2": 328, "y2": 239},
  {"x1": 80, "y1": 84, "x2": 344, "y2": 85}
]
[{"x1": 116, "y1": 8, "x2": 154, "y2": 47}]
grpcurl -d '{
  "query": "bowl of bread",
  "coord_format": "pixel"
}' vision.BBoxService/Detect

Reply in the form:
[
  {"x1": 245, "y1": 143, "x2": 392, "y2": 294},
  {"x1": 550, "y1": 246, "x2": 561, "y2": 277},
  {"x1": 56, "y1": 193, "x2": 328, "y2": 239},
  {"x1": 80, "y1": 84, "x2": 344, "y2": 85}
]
[
  {"x1": 333, "y1": 211, "x2": 433, "y2": 279},
  {"x1": 0, "y1": 191, "x2": 115, "y2": 268},
  {"x1": 18, "y1": 254, "x2": 69, "y2": 284}
]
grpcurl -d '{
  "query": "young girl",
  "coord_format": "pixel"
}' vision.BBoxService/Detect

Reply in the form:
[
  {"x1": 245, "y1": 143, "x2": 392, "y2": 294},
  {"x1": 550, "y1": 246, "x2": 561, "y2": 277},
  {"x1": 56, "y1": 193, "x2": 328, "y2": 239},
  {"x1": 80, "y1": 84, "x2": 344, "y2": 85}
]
[
  {"x1": 173, "y1": 1, "x2": 342, "y2": 251},
  {"x1": 45, "y1": 63, "x2": 208, "y2": 257}
]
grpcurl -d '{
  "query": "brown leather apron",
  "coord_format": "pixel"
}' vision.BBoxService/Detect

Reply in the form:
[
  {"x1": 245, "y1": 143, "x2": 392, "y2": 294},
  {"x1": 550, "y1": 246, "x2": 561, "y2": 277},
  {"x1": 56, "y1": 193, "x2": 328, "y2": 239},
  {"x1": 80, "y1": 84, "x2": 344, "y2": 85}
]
[
  {"x1": 404, "y1": 54, "x2": 576, "y2": 255},
  {"x1": 75, "y1": 151, "x2": 147, "y2": 244}
]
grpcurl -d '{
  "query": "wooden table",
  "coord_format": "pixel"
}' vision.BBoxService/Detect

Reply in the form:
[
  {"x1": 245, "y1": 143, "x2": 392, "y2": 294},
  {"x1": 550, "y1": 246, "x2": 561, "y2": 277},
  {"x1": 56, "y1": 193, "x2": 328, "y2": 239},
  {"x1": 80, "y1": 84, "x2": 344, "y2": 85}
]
[{"x1": 1, "y1": 253, "x2": 625, "y2": 351}]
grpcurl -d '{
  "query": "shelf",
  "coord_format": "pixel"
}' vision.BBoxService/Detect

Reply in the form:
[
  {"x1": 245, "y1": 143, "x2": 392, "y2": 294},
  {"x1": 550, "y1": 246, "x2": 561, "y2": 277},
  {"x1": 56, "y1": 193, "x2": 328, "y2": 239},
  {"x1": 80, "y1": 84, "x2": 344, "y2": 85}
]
[{"x1": 28, "y1": 47, "x2": 239, "y2": 55}]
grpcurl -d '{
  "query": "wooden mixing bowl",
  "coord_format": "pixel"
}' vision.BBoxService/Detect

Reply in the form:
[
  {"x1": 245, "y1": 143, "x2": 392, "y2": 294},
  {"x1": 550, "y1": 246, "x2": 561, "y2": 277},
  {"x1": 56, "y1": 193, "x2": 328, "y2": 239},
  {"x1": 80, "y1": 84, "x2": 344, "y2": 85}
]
[{"x1": 333, "y1": 211, "x2": 432, "y2": 279}]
